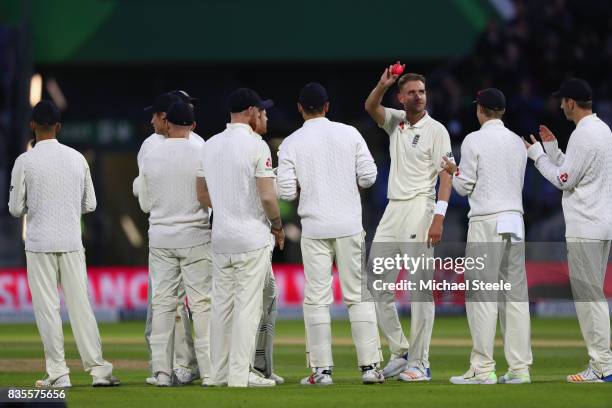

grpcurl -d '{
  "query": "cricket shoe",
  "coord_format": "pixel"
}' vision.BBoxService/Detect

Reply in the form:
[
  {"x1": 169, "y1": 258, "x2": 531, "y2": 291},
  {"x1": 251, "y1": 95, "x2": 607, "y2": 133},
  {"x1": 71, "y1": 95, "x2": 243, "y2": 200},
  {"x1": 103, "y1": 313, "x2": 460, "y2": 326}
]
[
  {"x1": 300, "y1": 368, "x2": 333, "y2": 386},
  {"x1": 247, "y1": 371, "x2": 276, "y2": 387},
  {"x1": 155, "y1": 372, "x2": 173, "y2": 387},
  {"x1": 567, "y1": 367, "x2": 612, "y2": 383},
  {"x1": 35, "y1": 375, "x2": 72, "y2": 389},
  {"x1": 361, "y1": 365, "x2": 385, "y2": 384},
  {"x1": 253, "y1": 368, "x2": 285, "y2": 385},
  {"x1": 498, "y1": 371, "x2": 531, "y2": 384},
  {"x1": 381, "y1": 353, "x2": 409, "y2": 378},
  {"x1": 450, "y1": 369, "x2": 497, "y2": 385},
  {"x1": 201, "y1": 377, "x2": 213, "y2": 387},
  {"x1": 92, "y1": 375, "x2": 121, "y2": 387},
  {"x1": 269, "y1": 373, "x2": 285, "y2": 385},
  {"x1": 174, "y1": 367, "x2": 198, "y2": 385},
  {"x1": 399, "y1": 366, "x2": 431, "y2": 382}
]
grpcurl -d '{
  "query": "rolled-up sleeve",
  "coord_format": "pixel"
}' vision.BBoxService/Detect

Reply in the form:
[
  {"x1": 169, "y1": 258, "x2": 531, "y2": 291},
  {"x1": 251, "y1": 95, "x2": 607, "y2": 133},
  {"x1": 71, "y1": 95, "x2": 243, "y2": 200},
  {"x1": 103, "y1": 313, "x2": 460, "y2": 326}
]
[{"x1": 8, "y1": 156, "x2": 27, "y2": 217}]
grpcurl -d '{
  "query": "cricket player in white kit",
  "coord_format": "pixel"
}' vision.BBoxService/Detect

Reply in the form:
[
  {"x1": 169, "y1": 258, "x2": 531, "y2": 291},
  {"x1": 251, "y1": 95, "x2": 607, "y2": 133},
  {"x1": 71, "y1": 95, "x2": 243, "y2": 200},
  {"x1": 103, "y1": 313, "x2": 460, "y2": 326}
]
[
  {"x1": 197, "y1": 88, "x2": 285, "y2": 388},
  {"x1": 442, "y1": 89, "x2": 533, "y2": 385},
  {"x1": 365, "y1": 68, "x2": 453, "y2": 381},
  {"x1": 277, "y1": 83, "x2": 383, "y2": 385},
  {"x1": 134, "y1": 91, "x2": 205, "y2": 385},
  {"x1": 525, "y1": 78, "x2": 612, "y2": 383},
  {"x1": 251, "y1": 108, "x2": 284, "y2": 385},
  {"x1": 8, "y1": 101, "x2": 119, "y2": 388},
  {"x1": 137, "y1": 102, "x2": 213, "y2": 387}
]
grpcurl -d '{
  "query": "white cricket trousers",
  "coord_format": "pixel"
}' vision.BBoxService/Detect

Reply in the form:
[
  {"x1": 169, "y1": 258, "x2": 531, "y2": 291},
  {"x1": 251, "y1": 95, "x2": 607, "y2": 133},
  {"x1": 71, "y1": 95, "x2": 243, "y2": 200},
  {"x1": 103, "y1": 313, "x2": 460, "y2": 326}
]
[
  {"x1": 301, "y1": 231, "x2": 381, "y2": 368},
  {"x1": 373, "y1": 196, "x2": 435, "y2": 367},
  {"x1": 210, "y1": 245, "x2": 270, "y2": 387},
  {"x1": 149, "y1": 243, "x2": 212, "y2": 378},
  {"x1": 566, "y1": 237, "x2": 612, "y2": 376},
  {"x1": 464, "y1": 216, "x2": 532, "y2": 375},
  {"x1": 145, "y1": 278, "x2": 198, "y2": 375},
  {"x1": 25, "y1": 250, "x2": 113, "y2": 381}
]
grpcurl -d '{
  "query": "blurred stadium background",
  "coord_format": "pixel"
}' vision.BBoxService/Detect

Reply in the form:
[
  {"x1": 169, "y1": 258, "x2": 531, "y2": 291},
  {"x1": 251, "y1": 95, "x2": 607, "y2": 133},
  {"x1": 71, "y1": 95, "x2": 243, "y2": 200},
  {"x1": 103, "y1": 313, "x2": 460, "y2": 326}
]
[{"x1": 0, "y1": 0, "x2": 611, "y2": 323}]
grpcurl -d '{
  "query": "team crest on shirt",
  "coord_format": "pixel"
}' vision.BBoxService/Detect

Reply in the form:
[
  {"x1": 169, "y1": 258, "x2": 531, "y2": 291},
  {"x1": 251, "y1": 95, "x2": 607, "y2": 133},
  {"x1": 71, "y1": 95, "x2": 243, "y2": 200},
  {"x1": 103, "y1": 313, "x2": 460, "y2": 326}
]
[
  {"x1": 412, "y1": 134, "x2": 420, "y2": 147},
  {"x1": 265, "y1": 158, "x2": 272, "y2": 168},
  {"x1": 559, "y1": 172, "x2": 569, "y2": 183}
]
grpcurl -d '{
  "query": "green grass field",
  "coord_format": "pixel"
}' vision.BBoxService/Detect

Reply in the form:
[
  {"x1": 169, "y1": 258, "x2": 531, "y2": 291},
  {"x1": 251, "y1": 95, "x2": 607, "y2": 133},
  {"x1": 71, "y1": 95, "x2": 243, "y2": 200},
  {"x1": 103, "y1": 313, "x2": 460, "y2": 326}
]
[{"x1": 0, "y1": 317, "x2": 610, "y2": 407}]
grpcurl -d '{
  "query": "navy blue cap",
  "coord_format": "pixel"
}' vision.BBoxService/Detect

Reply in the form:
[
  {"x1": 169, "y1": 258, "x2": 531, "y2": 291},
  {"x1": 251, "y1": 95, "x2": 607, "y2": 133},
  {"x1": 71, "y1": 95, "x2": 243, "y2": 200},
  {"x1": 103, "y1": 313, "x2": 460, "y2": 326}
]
[
  {"x1": 31, "y1": 100, "x2": 60, "y2": 125},
  {"x1": 552, "y1": 78, "x2": 593, "y2": 102},
  {"x1": 166, "y1": 102, "x2": 194, "y2": 126},
  {"x1": 144, "y1": 93, "x2": 182, "y2": 113},
  {"x1": 170, "y1": 90, "x2": 199, "y2": 104},
  {"x1": 474, "y1": 88, "x2": 506, "y2": 111},
  {"x1": 299, "y1": 82, "x2": 329, "y2": 110},
  {"x1": 228, "y1": 88, "x2": 273, "y2": 113}
]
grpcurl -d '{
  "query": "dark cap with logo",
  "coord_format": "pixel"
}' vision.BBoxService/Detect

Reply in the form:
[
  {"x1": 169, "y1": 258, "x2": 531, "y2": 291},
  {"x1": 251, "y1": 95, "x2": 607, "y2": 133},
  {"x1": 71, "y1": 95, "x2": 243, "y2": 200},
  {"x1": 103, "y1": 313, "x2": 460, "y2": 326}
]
[
  {"x1": 144, "y1": 93, "x2": 182, "y2": 113},
  {"x1": 227, "y1": 88, "x2": 273, "y2": 113},
  {"x1": 31, "y1": 100, "x2": 61, "y2": 125},
  {"x1": 166, "y1": 102, "x2": 194, "y2": 126},
  {"x1": 474, "y1": 88, "x2": 506, "y2": 111},
  {"x1": 170, "y1": 90, "x2": 199, "y2": 104},
  {"x1": 552, "y1": 78, "x2": 593, "y2": 102},
  {"x1": 299, "y1": 82, "x2": 329, "y2": 111}
]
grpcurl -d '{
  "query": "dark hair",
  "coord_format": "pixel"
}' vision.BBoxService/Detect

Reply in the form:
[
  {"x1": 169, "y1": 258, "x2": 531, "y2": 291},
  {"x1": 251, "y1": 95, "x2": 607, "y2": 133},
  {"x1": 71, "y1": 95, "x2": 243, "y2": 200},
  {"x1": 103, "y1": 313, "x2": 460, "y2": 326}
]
[
  {"x1": 576, "y1": 100, "x2": 593, "y2": 110},
  {"x1": 479, "y1": 106, "x2": 505, "y2": 119},
  {"x1": 398, "y1": 73, "x2": 426, "y2": 90},
  {"x1": 300, "y1": 104, "x2": 325, "y2": 115}
]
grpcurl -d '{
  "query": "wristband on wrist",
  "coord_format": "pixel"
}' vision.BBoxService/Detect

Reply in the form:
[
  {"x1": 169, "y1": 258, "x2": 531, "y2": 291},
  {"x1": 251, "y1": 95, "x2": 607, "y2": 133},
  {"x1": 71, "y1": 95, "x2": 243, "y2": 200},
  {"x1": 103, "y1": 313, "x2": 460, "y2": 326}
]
[{"x1": 434, "y1": 201, "x2": 448, "y2": 217}]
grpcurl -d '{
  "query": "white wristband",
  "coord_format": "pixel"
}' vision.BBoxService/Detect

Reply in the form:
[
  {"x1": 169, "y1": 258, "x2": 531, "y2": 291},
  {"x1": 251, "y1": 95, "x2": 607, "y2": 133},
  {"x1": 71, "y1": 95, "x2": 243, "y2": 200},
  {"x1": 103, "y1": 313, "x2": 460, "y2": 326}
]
[{"x1": 434, "y1": 200, "x2": 448, "y2": 217}]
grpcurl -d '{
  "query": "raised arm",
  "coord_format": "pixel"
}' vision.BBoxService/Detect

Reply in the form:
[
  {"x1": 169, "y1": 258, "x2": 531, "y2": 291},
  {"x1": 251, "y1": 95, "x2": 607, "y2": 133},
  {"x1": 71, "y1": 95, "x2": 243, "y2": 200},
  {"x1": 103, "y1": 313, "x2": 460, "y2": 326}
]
[
  {"x1": 525, "y1": 134, "x2": 590, "y2": 191},
  {"x1": 365, "y1": 66, "x2": 399, "y2": 126},
  {"x1": 539, "y1": 125, "x2": 565, "y2": 166}
]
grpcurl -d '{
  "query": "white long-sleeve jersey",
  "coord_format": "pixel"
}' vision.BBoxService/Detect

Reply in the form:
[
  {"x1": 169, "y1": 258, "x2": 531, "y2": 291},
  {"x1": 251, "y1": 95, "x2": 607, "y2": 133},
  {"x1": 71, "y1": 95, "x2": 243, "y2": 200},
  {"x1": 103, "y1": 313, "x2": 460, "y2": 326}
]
[
  {"x1": 452, "y1": 119, "x2": 526, "y2": 219},
  {"x1": 529, "y1": 114, "x2": 612, "y2": 239},
  {"x1": 277, "y1": 117, "x2": 377, "y2": 239},
  {"x1": 8, "y1": 139, "x2": 96, "y2": 252}
]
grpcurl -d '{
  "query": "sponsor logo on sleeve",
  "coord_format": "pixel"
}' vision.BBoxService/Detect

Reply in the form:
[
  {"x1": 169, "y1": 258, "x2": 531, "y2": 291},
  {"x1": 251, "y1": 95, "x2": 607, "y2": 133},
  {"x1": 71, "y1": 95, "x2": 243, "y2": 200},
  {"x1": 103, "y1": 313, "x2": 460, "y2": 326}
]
[
  {"x1": 9, "y1": 186, "x2": 14, "y2": 192},
  {"x1": 455, "y1": 167, "x2": 461, "y2": 177},
  {"x1": 559, "y1": 172, "x2": 568, "y2": 183},
  {"x1": 399, "y1": 121, "x2": 405, "y2": 130},
  {"x1": 265, "y1": 157, "x2": 273, "y2": 169}
]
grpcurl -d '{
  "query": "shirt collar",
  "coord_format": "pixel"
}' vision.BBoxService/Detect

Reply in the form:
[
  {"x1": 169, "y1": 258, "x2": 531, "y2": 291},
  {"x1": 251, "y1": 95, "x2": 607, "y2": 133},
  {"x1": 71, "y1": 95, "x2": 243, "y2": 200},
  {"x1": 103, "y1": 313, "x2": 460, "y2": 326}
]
[
  {"x1": 407, "y1": 111, "x2": 430, "y2": 129},
  {"x1": 226, "y1": 122, "x2": 256, "y2": 134},
  {"x1": 303, "y1": 117, "x2": 329, "y2": 126},
  {"x1": 34, "y1": 139, "x2": 59, "y2": 147},
  {"x1": 480, "y1": 119, "x2": 504, "y2": 129},
  {"x1": 576, "y1": 113, "x2": 597, "y2": 128}
]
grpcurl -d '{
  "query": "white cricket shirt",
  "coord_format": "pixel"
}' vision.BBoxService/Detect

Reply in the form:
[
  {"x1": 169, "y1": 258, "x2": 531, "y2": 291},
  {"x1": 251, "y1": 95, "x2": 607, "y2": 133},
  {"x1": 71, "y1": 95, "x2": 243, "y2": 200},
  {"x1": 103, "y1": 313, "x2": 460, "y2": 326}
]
[
  {"x1": 8, "y1": 139, "x2": 96, "y2": 252},
  {"x1": 277, "y1": 117, "x2": 377, "y2": 239},
  {"x1": 452, "y1": 119, "x2": 527, "y2": 219},
  {"x1": 199, "y1": 123, "x2": 275, "y2": 254},
  {"x1": 139, "y1": 138, "x2": 211, "y2": 248},
  {"x1": 380, "y1": 108, "x2": 454, "y2": 200}
]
